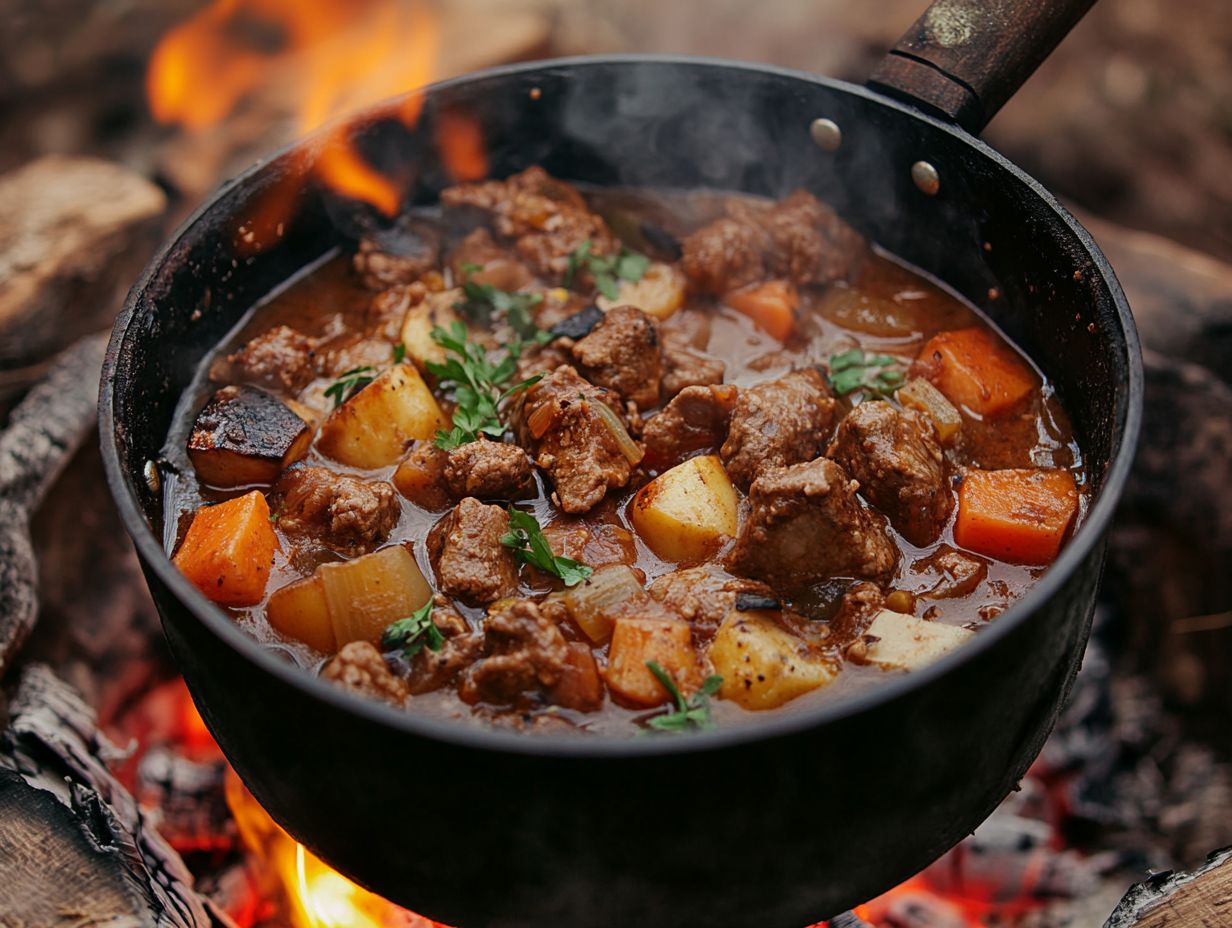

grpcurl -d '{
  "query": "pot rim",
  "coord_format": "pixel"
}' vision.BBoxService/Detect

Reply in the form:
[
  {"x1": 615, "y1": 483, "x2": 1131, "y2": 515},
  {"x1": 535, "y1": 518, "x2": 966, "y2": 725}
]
[{"x1": 99, "y1": 53, "x2": 1143, "y2": 759}]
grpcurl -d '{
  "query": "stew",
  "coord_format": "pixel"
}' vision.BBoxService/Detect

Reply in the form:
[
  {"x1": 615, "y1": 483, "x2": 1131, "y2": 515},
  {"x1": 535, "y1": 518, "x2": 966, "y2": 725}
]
[{"x1": 164, "y1": 167, "x2": 1086, "y2": 735}]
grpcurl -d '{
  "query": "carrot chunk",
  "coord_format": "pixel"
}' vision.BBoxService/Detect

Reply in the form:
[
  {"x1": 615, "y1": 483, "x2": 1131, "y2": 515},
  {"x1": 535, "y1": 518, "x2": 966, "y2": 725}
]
[
  {"x1": 914, "y1": 327, "x2": 1035, "y2": 417},
  {"x1": 955, "y1": 469, "x2": 1079, "y2": 565},
  {"x1": 605, "y1": 616, "x2": 700, "y2": 708},
  {"x1": 173, "y1": 491, "x2": 278, "y2": 606},
  {"x1": 724, "y1": 279, "x2": 798, "y2": 342}
]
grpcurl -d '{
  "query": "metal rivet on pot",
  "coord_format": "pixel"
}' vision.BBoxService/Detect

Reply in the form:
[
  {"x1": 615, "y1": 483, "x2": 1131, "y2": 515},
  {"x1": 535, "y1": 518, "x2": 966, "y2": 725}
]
[
  {"x1": 144, "y1": 460, "x2": 161, "y2": 494},
  {"x1": 810, "y1": 118, "x2": 842, "y2": 152},
  {"x1": 911, "y1": 161, "x2": 940, "y2": 195}
]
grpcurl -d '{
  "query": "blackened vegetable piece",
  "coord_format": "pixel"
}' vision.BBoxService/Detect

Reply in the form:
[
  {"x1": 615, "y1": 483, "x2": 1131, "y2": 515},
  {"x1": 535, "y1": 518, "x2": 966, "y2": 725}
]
[
  {"x1": 549, "y1": 304, "x2": 605, "y2": 342},
  {"x1": 188, "y1": 385, "x2": 312, "y2": 488}
]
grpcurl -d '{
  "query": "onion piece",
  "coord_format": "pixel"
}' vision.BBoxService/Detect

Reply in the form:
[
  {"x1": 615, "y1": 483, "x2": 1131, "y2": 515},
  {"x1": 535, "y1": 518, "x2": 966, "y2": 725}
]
[
  {"x1": 593, "y1": 400, "x2": 644, "y2": 465},
  {"x1": 526, "y1": 396, "x2": 557, "y2": 439},
  {"x1": 897, "y1": 377, "x2": 962, "y2": 446},
  {"x1": 563, "y1": 564, "x2": 645, "y2": 643}
]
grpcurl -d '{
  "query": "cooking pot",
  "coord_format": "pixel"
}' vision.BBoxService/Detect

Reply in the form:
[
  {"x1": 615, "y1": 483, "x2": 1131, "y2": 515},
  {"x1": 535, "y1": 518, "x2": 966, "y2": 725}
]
[{"x1": 100, "y1": 1, "x2": 1142, "y2": 925}]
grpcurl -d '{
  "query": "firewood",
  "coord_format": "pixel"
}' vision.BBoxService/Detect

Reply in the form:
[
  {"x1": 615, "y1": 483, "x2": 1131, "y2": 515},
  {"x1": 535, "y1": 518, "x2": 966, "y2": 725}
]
[
  {"x1": 0, "y1": 664, "x2": 226, "y2": 927},
  {"x1": 0, "y1": 156, "x2": 164, "y2": 396},
  {"x1": 1104, "y1": 847, "x2": 1232, "y2": 928}
]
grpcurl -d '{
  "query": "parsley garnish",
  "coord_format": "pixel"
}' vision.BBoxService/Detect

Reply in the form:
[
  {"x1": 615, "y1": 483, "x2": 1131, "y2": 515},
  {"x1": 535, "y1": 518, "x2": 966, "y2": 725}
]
[
  {"x1": 426, "y1": 321, "x2": 541, "y2": 449},
  {"x1": 453, "y1": 266, "x2": 550, "y2": 344},
  {"x1": 500, "y1": 507, "x2": 592, "y2": 587},
  {"x1": 644, "y1": 661, "x2": 723, "y2": 732},
  {"x1": 380, "y1": 599, "x2": 445, "y2": 659},
  {"x1": 827, "y1": 349, "x2": 907, "y2": 398},
  {"x1": 323, "y1": 365, "x2": 378, "y2": 408},
  {"x1": 392, "y1": 342, "x2": 406, "y2": 364},
  {"x1": 563, "y1": 240, "x2": 650, "y2": 301}
]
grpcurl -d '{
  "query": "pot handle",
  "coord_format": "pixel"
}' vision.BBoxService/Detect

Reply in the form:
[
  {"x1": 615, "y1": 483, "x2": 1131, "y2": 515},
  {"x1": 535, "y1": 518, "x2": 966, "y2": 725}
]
[{"x1": 867, "y1": 0, "x2": 1096, "y2": 134}]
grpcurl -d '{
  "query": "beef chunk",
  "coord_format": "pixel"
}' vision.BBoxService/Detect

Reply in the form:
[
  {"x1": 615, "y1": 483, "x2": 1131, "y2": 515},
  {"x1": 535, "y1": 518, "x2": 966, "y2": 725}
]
[
  {"x1": 441, "y1": 167, "x2": 617, "y2": 281},
  {"x1": 274, "y1": 465, "x2": 400, "y2": 556},
  {"x1": 443, "y1": 439, "x2": 534, "y2": 499},
  {"x1": 447, "y1": 227, "x2": 536, "y2": 292},
  {"x1": 826, "y1": 400, "x2": 952, "y2": 546},
  {"x1": 720, "y1": 369, "x2": 837, "y2": 489},
  {"x1": 398, "y1": 596, "x2": 486, "y2": 695},
  {"x1": 459, "y1": 599, "x2": 570, "y2": 704},
  {"x1": 728, "y1": 457, "x2": 898, "y2": 589},
  {"x1": 429, "y1": 497, "x2": 520, "y2": 605},
  {"x1": 661, "y1": 330, "x2": 726, "y2": 399},
  {"x1": 321, "y1": 642, "x2": 409, "y2": 705},
  {"x1": 643, "y1": 384, "x2": 738, "y2": 467},
  {"x1": 913, "y1": 545, "x2": 989, "y2": 600},
  {"x1": 353, "y1": 222, "x2": 441, "y2": 290},
  {"x1": 570, "y1": 305, "x2": 662, "y2": 409},
  {"x1": 681, "y1": 191, "x2": 865, "y2": 294},
  {"x1": 830, "y1": 582, "x2": 886, "y2": 642},
  {"x1": 213, "y1": 325, "x2": 320, "y2": 394},
  {"x1": 648, "y1": 565, "x2": 776, "y2": 641},
  {"x1": 512, "y1": 366, "x2": 636, "y2": 513}
]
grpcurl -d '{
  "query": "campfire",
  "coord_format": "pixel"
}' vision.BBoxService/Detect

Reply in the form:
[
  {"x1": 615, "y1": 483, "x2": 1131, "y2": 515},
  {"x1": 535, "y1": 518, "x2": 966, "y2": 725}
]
[{"x1": 1, "y1": 0, "x2": 1229, "y2": 926}]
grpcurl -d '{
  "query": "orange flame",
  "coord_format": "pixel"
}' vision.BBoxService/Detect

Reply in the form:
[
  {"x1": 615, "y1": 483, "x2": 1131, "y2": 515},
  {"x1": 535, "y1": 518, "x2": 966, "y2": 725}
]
[
  {"x1": 226, "y1": 769, "x2": 450, "y2": 928},
  {"x1": 147, "y1": 0, "x2": 444, "y2": 217}
]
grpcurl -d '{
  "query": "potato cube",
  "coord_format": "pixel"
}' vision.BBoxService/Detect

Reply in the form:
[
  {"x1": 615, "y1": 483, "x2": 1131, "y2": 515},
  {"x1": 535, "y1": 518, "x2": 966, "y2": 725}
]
[
  {"x1": 317, "y1": 364, "x2": 448, "y2": 469},
  {"x1": 399, "y1": 290, "x2": 461, "y2": 371},
  {"x1": 596, "y1": 262, "x2": 686, "y2": 320},
  {"x1": 605, "y1": 615, "x2": 699, "y2": 708},
  {"x1": 709, "y1": 612, "x2": 837, "y2": 710},
  {"x1": 188, "y1": 385, "x2": 312, "y2": 488},
  {"x1": 267, "y1": 575, "x2": 335, "y2": 653},
  {"x1": 861, "y1": 609, "x2": 974, "y2": 672},
  {"x1": 629, "y1": 455, "x2": 738, "y2": 563}
]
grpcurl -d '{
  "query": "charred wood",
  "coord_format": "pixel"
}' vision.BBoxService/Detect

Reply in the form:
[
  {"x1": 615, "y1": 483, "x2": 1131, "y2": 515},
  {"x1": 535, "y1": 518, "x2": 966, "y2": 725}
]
[{"x1": 1103, "y1": 846, "x2": 1232, "y2": 928}]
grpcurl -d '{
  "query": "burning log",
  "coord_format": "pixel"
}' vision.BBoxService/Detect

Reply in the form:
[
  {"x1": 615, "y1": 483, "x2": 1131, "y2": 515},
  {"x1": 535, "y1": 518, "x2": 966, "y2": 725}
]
[
  {"x1": 1104, "y1": 847, "x2": 1232, "y2": 928},
  {"x1": 0, "y1": 664, "x2": 229, "y2": 927},
  {"x1": 0, "y1": 157, "x2": 164, "y2": 396}
]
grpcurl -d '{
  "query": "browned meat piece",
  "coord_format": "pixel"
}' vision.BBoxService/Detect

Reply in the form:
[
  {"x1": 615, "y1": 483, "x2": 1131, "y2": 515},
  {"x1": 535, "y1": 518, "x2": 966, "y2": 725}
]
[
  {"x1": 367, "y1": 281, "x2": 430, "y2": 342},
  {"x1": 352, "y1": 224, "x2": 441, "y2": 290},
  {"x1": 447, "y1": 227, "x2": 535, "y2": 292},
  {"x1": 830, "y1": 582, "x2": 886, "y2": 643},
  {"x1": 680, "y1": 217, "x2": 769, "y2": 294},
  {"x1": 660, "y1": 330, "x2": 726, "y2": 399},
  {"x1": 516, "y1": 341, "x2": 574, "y2": 380},
  {"x1": 826, "y1": 400, "x2": 952, "y2": 546},
  {"x1": 720, "y1": 369, "x2": 837, "y2": 489},
  {"x1": 441, "y1": 167, "x2": 617, "y2": 280},
  {"x1": 459, "y1": 599, "x2": 570, "y2": 704},
  {"x1": 681, "y1": 191, "x2": 866, "y2": 294},
  {"x1": 318, "y1": 335, "x2": 395, "y2": 379},
  {"x1": 443, "y1": 439, "x2": 534, "y2": 499},
  {"x1": 728, "y1": 457, "x2": 898, "y2": 589},
  {"x1": 542, "y1": 519, "x2": 637, "y2": 570},
  {"x1": 642, "y1": 384, "x2": 738, "y2": 467},
  {"x1": 511, "y1": 366, "x2": 636, "y2": 514},
  {"x1": 400, "y1": 596, "x2": 486, "y2": 695},
  {"x1": 648, "y1": 565, "x2": 776, "y2": 641},
  {"x1": 429, "y1": 497, "x2": 520, "y2": 605},
  {"x1": 274, "y1": 465, "x2": 401, "y2": 556},
  {"x1": 570, "y1": 305, "x2": 662, "y2": 409},
  {"x1": 212, "y1": 325, "x2": 320, "y2": 394},
  {"x1": 321, "y1": 642, "x2": 409, "y2": 705},
  {"x1": 913, "y1": 545, "x2": 989, "y2": 600}
]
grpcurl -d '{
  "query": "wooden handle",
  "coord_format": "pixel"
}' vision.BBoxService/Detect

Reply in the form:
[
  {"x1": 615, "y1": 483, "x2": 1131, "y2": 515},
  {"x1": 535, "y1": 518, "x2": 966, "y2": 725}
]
[{"x1": 868, "y1": 0, "x2": 1097, "y2": 134}]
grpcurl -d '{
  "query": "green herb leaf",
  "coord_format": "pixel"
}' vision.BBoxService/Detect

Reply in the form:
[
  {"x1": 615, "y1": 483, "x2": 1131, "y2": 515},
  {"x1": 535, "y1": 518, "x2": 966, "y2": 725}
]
[
  {"x1": 453, "y1": 267, "x2": 545, "y2": 341},
  {"x1": 380, "y1": 599, "x2": 445, "y2": 659},
  {"x1": 643, "y1": 661, "x2": 723, "y2": 732},
  {"x1": 500, "y1": 507, "x2": 593, "y2": 587},
  {"x1": 392, "y1": 342, "x2": 407, "y2": 364},
  {"x1": 323, "y1": 365, "x2": 378, "y2": 408},
  {"x1": 825, "y1": 349, "x2": 908, "y2": 399},
  {"x1": 564, "y1": 240, "x2": 650, "y2": 300}
]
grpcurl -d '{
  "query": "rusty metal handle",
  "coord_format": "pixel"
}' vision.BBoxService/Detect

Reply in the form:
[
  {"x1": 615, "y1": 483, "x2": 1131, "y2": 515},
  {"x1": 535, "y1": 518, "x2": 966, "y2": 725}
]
[{"x1": 868, "y1": 0, "x2": 1097, "y2": 134}]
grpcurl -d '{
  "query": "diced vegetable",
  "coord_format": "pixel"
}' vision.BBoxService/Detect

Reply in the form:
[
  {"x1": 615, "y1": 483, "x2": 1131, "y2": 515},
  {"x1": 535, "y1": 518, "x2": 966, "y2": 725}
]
[
  {"x1": 550, "y1": 642, "x2": 605, "y2": 711},
  {"x1": 392, "y1": 444, "x2": 450, "y2": 511},
  {"x1": 318, "y1": 545, "x2": 433, "y2": 647},
  {"x1": 266, "y1": 575, "x2": 335, "y2": 653},
  {"x1": 723, "y1": 279, "x2": 798, "y2": 342},
  {"x1": 317, "y1": 364, "x2": 449, "y2": 468},
  {"x1": 816, "y1": 286, "x2": 925, "y2": 338},
  {"x1": 708, "y1": 612, "x2": 837, "y2": 710},
  {"x1": 562, "y1": 564, "x2": 643, "y2": 642},
  {"x1": 605, "y1": 616, "x2": 699, "y2": 707},
  {"x1": 399, "y1": 290, "x2": 461, "y2": 371},
  {"x1": 897, "y1": 377, "x2": 962, "y2": 446},
  {"x1": 172, "y1": 491, "x2": 278, "y2": 607},
  {"x1": 593, "y1": 401, "x2": 644, "y2": 465},
  {"x1": 187, "y1": 385, "x2": 312, "y2": 487},
  {"x1": 954, "y1": 468, "x2": 1079, "y2": 564},
  {"x1": 914, "y1": 327, "x2": 1035, "y2": 417},
  {"x1": 858, "y1": 609, "x2": 973, "y2": 671},
  {"x1": 596, "y1": 261, "x2": 686, "y2": 320},
  {"x1": 630, "y1": 455, "x2": 739, "y2": 563}
]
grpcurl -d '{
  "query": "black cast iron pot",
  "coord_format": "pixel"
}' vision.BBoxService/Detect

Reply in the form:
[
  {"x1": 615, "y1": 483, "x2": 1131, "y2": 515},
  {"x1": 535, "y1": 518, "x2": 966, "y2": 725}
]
[{"x1": 101, "y1": 2, "x2": 1142, "y2": 925}]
